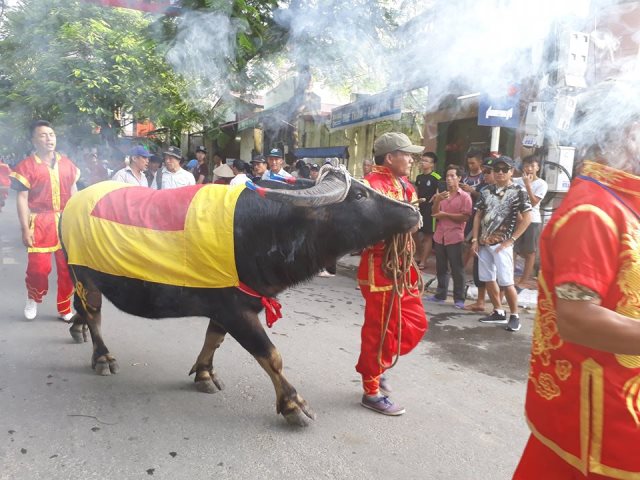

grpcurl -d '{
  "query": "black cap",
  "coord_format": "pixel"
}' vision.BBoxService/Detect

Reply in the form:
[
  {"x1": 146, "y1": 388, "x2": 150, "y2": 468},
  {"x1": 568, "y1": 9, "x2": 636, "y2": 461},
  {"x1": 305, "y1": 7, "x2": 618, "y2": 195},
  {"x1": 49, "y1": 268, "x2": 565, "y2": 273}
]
[
  {"x1": 492, "y1": 155, "x2": 515, "y2": 168},
  {"x1": 195, "y1": 145, "x2": 207, "y2": 154},
  {"x1": 482, "y1": 157, "x2": 495, "y2": 167},
  {"x1": 310, "y1": 163, "x2": 319, "y2": 170},
  {"x1": 250, "y1": 155, "x2": 266, "y2": 164},
  {"x1": 163, "y1": 146, "x2": 182, "y2": 159}
]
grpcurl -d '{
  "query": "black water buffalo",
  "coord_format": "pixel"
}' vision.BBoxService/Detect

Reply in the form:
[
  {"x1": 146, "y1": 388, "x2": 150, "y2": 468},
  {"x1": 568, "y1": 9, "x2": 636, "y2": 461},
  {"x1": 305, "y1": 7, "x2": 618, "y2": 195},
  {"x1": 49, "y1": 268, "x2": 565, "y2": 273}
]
[{"x1": 60, "y1": 165, "x2": 420, "y2": 426}]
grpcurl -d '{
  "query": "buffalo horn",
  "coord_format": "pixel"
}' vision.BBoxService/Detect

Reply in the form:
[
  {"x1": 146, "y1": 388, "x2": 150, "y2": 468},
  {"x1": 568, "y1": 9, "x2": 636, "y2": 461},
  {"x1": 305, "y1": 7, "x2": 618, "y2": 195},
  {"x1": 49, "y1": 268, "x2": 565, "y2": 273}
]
[{"x1": 260, "y1": 165, "x2": 351, "y2": 207}]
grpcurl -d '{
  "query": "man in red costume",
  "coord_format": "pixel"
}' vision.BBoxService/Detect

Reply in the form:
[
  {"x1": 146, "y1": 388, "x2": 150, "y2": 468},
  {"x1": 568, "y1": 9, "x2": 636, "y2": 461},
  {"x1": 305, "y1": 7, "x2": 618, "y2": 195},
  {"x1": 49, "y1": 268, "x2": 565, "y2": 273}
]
[
  {"x1": 0, "y1": 158, "x2": 11, "y2": 212},
  {"x1": 10, "y1": 120, "x2": 80, "y2": 321},
  {"x1": 356, "y1": 132, "x2": 428, "y2": 416},
  {"x1": 514, "y1": 81, "x2": 640, "y2": 478}
]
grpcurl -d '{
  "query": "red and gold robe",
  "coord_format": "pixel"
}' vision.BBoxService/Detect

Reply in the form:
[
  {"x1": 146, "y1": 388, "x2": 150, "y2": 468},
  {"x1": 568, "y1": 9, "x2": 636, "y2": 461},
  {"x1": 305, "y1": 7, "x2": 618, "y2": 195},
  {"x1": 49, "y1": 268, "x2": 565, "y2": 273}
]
[
  {"x1": 355, "y1": 165, "x2": 428, "y2": 395},
  {"x1": 519, "y1": 161, "x2": 640, "y2": 478},
  {"x1": 10, "y1": 153, "x2": 80, "y2": 312}
]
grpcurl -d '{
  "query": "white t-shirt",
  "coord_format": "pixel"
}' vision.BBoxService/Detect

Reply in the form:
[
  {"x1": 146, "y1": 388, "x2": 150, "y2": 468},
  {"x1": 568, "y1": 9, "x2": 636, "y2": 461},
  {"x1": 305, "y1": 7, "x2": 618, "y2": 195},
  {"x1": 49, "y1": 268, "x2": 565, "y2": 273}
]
[
  {"x1": 262, "y1": 169, "x2": 292, "y2": 181},
  {"x1": 514, "y1": 177, "x2": 548, "y2": 223},
  {"x1": 111, "y1": 167, "x2": 148, "y2": 187},
  {"x1": 161, "y1": 167, "x2": 196, "y2": 190},
  {"x1": 229, "y1": 173, "x2": 250, "y2": 186}
]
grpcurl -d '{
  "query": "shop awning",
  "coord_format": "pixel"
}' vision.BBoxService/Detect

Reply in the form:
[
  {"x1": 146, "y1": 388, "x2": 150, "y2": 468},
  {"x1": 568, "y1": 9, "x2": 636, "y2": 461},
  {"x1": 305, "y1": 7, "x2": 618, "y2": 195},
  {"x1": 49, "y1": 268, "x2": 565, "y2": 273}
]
[{"x1": 294, "y1": 146, "x2": 349, "y2": 159}]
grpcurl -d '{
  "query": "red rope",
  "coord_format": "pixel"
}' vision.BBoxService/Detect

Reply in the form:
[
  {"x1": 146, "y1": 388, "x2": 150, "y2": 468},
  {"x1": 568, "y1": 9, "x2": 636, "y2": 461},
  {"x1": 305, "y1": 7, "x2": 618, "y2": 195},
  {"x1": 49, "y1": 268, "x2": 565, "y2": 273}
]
[{"x1": 237, "y1": 282, "x2": 283, "y2": 328}]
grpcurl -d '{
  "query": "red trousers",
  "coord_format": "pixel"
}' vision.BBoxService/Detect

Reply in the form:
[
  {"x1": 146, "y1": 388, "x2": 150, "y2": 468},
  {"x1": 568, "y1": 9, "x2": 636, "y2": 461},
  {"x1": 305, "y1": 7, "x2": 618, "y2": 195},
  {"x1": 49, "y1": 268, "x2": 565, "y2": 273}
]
[
  {"x1": 513, "y1": 435, "x2": 611, "y2": 480},
  {"x1": 356, "y1": 286, "x2": 427, "y2": 395},
  {"x1": 26, "y1": 249, "x2": 74, "y2": 315}
]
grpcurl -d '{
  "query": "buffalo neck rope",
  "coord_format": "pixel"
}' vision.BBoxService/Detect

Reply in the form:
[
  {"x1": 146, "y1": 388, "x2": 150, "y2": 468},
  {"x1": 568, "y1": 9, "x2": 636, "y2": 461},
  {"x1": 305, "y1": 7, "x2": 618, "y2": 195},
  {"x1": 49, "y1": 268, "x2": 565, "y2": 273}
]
[{"x1": 378, "y1": 233, "x2": 424, "y2": 370}]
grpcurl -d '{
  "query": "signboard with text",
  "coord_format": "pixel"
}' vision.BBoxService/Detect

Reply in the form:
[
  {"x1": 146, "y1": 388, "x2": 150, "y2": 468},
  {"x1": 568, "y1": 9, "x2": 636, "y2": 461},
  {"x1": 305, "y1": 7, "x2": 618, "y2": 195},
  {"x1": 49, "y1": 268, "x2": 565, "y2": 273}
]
[{"x1": 330, "y1": 92, "x2": 403, "y2": 131}]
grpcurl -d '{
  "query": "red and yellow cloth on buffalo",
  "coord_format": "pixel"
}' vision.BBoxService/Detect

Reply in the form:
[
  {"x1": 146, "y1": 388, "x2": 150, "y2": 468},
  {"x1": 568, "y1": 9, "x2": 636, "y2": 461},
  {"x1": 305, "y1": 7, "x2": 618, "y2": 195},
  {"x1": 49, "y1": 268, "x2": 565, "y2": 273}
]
[
  {"x1": 523, "y1": 161, "x2": 640, "y2": 478},
  {"x1": 10, "y1": 153, "x2": 80, "y2": 253},
  {"x1": 355, "y1": 165, "x2": 428, "y2": 394},
  {"x1": 61, "y1": 181, "x2": 246, "y2": 288}
]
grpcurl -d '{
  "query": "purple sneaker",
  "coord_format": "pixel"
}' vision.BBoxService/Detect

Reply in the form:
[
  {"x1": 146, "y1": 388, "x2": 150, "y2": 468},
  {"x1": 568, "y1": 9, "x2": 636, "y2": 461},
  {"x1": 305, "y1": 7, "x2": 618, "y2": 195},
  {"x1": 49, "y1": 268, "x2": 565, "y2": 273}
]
[
  {"x1": 361, "y1": 395, "x2": 405, "y2": 416},
  {"x1": 454, "y1": 300, "x2": 465, "y2": 309},
  {"x1": 425, "y1": 295, "x2": 445, "y2": 304}
]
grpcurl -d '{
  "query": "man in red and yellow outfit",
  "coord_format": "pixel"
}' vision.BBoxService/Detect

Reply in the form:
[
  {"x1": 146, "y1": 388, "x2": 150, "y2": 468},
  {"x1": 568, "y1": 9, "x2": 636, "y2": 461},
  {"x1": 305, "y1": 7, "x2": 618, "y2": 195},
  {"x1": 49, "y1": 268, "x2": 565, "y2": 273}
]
[
  {"x1": 514, "y1": 150, "x2": 640, "y2": 476},
  {"x1": 10, "y1": 121, "x2": 80, "y2": 321},
  {"x1": 0, "y1": 158, "x2": 11, "y2": 212},
  {"x1": 356, "y1": 132, "x2": 428, "y2": 416}
]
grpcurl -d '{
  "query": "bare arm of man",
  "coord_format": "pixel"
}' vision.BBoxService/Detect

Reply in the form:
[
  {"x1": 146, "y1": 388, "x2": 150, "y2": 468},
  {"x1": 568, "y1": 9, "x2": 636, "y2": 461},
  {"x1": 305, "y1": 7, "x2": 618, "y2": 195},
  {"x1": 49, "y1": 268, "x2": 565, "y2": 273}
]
[
  {"x1": 433, "y1": 211, "x2": 469, "y2": 223},
  {"x1": 497, "y1": 210, "x2": 532, "y2": 252},
  {"x1": 196, "y1": 174, "x2": 205, "y2": 184},
  {"x1": 471, "y1": 209, "x2": 483, "y2": 254},
  {"x1": 556, "y1": 297, "x2": 640, "y2": 355},
  {"x1": 16, "y1": 190, "x2": 33, "y2": 247}
]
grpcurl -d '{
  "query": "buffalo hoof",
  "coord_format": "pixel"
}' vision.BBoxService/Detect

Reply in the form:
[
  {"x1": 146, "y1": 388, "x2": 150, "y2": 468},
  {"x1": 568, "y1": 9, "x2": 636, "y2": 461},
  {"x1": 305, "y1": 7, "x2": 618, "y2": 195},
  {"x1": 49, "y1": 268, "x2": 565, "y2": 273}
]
[
  {"x1": 93, "y1": 355, "x2": 119, "y2": 376},
  {"x1": 195, "y1": 372, "x2": 225, "y2": 394},
  {"x1": 283, "y1": 408, "x2": 315, "y2": 427},
  {"x1": 94, "y1": 359, "x2": 111, "y2": 376},
  {"x1": 282, "y1": 397, "x2": 316, "y2": 427},
  {"x1": 69, "y1": 324, "x2": 89, "y2": 344}
]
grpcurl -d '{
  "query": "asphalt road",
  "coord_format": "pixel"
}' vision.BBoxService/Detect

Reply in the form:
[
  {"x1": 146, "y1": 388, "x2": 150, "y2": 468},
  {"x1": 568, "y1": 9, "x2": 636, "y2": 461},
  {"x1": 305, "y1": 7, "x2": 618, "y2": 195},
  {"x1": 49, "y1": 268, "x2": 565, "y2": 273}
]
[{"x1": 0, "y1": 192, "x2": 533, "y2": 480}]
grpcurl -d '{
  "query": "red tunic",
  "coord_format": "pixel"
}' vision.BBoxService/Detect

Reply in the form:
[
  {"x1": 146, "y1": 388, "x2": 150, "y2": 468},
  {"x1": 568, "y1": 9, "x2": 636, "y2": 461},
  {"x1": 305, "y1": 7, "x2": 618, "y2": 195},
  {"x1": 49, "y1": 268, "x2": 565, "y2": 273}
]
[
  {"x1": 523, "y1": 161, "x2": 640, "y2": 477},
  {"x1": 355, "y1": 166, "x2": 428, "y2": 393},
  {"x1": 10, "y1": 153, "x2": 80, "y2": 252}
]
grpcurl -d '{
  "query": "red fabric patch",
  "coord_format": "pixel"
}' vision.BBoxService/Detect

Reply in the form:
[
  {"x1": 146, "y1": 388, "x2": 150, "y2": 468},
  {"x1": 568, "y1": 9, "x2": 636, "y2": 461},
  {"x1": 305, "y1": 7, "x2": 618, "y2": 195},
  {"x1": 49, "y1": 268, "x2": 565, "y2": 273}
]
[{"x1": 91, "y1": 185, "x2": 203, "y2": 231}]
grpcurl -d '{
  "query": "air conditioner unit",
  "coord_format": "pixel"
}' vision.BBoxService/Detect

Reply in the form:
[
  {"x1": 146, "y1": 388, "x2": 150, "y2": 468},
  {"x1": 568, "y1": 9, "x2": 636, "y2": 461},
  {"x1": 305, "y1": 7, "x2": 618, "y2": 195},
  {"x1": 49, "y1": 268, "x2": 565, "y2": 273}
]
[
  {"x1": 558, "y1": 31, "x2": 589, "y2": 88},
  {"x1": 544, "y1": 146, "x2": 575, "y2": 192},
  {"x1": 522, "y1": 102, "x2": 546, "y2": 148}
]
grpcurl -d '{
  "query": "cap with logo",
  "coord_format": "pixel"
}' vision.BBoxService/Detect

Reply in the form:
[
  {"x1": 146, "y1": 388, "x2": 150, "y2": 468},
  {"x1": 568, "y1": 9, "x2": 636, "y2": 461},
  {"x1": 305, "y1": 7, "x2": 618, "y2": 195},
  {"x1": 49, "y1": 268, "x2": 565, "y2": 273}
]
[
  {"x1": 251, "y1": 155, "x2": 266, "y2": 164},
  {"x1": 163, "y1": 146, "x2": 183, "y2": 160},
  {"x1": 195, "y1": 145, "x2": 207, "y2": 154},
  {"x1": 129, "y1": 145, "x2": 152, "y2": 158},
  {"x1": 373, "y1": 132, "x2": 424, "y2": 156},
  {"x1": 267, "y1": 148, "x2": 283, "y2": 158}
]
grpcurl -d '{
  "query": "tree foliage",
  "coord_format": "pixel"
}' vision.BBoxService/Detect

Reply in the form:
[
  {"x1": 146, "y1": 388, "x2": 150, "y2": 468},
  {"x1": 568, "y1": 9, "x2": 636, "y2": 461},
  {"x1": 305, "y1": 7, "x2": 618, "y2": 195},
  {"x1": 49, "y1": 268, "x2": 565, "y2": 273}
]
[{"x1": 0, "y1": 0, "x2": 285, "y2": 155}]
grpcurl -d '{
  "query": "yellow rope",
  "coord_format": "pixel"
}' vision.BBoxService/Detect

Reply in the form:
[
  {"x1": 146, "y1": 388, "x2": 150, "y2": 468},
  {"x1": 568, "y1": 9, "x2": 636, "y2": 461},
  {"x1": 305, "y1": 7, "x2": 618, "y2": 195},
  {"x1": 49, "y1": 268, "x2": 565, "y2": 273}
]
[{"x1": 377, "y1": 233, "x2": 424, "y2": 370}]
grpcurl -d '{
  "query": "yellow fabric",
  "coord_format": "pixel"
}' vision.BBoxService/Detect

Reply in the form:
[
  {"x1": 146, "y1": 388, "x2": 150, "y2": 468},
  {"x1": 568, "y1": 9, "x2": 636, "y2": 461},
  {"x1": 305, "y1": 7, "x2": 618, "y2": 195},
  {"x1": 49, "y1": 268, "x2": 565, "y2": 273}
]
[{"x1": 61, "y1": 181, "x2": 245, "y2": 288}]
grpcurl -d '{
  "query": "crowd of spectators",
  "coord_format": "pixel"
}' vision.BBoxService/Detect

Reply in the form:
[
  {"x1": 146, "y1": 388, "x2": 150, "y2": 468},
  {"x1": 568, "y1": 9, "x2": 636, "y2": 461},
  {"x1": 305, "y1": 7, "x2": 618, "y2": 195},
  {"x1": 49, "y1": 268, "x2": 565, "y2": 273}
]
[{"x1": 410, "y1": 148, "x2": 548, "y2": 333}]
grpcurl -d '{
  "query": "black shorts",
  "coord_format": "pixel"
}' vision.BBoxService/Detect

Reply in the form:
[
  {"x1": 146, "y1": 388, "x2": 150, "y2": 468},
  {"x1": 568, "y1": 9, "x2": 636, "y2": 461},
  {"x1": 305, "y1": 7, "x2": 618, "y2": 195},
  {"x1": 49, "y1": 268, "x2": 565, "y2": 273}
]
[
  {"x1": 515, "y1": 222, "x2": 542, "y2": 255},
  {"x1": 420, "y1": 215, "x2": 436, "y2": 234}
]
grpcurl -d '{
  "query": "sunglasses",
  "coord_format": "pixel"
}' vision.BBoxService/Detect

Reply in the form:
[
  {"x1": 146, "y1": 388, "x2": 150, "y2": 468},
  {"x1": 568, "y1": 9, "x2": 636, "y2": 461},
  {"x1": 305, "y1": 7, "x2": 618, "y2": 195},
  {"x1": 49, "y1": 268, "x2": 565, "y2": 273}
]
[{"x1": 493, "y1": 166, "x2": 511, "y2": 173}]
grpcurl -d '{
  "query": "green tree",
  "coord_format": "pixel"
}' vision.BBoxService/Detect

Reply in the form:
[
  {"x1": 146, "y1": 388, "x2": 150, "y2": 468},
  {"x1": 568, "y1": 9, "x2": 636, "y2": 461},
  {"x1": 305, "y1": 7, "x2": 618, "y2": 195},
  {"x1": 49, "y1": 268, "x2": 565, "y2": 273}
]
[{"x1": 0, "y1": 0, "x2": 203, "y2": 154}]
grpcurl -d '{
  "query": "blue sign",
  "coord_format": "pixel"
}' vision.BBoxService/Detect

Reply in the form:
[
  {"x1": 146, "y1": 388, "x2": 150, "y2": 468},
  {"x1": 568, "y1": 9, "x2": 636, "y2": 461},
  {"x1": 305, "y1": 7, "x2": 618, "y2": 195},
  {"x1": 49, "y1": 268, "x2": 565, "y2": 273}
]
[
  {"x1": 478, "y1": 88, "x2": 520, "y2": 128},
  {"x1": 330, "y1": 92, "x2": 402, "y2": 131}
]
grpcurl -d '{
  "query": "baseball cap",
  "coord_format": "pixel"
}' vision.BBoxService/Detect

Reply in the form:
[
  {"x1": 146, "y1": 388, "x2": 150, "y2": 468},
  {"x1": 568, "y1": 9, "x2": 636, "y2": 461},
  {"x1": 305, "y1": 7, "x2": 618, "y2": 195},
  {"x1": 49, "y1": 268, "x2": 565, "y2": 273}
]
[
  {"x1": 163, "y1": 146, "x2": 183, "y2": 159},
  {"x1": 267, "y1": 148, "x2": 283, "y2": 158},
  {"x1": 251, "y1": 155, "x2": 266, "y2": 164},
  {"x1": 482, "y1": 157, "x2": 495, "y2": 167},
  {"x1": 195, "y1": 145, "x2": 207, "y2": 154},
  {"x1": 373, "y1": 132, "x2": 424, "y2": 156},
  {"x1": 310, "y1": 163, "x2": 319, "y2": 170},
  {"x1": 492, "y1": 155, "x2": 515, "y2": 168},
  {"x1": 149, "y1": 154, "x2": 162, "y2": 164},
  {"x1": 129, "y1": 145, "x2": 151, "y2": 158}
]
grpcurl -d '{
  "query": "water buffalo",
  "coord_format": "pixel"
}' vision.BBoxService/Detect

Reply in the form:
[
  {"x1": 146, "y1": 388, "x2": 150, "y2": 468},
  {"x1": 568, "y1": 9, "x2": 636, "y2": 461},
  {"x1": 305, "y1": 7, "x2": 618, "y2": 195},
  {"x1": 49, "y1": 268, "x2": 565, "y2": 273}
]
[{"x1": 60, "y1": 165, "x2": 421, "y2": 426}]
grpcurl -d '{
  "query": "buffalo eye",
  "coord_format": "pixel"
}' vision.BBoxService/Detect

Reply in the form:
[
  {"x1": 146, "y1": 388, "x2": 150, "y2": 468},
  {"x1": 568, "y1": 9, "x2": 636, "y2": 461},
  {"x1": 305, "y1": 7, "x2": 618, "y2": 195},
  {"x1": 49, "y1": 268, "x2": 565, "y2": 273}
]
[{"x1": 354, "y1": 191, "x2": 366, "y2": 200}]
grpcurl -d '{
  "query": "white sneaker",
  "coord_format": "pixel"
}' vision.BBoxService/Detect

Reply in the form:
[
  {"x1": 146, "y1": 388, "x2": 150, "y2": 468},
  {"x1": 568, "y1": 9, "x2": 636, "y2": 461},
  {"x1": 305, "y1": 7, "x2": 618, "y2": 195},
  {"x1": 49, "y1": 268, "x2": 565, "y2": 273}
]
[
  {"x1": 317, "y1": 269, "x2": 335, "y2": 278},
  {"x1": 24, "y1": 299, "x2": 37, "y2": 320},
  {"x1": 58, "y1": 312, "x2": 74, "y2": 322}
]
